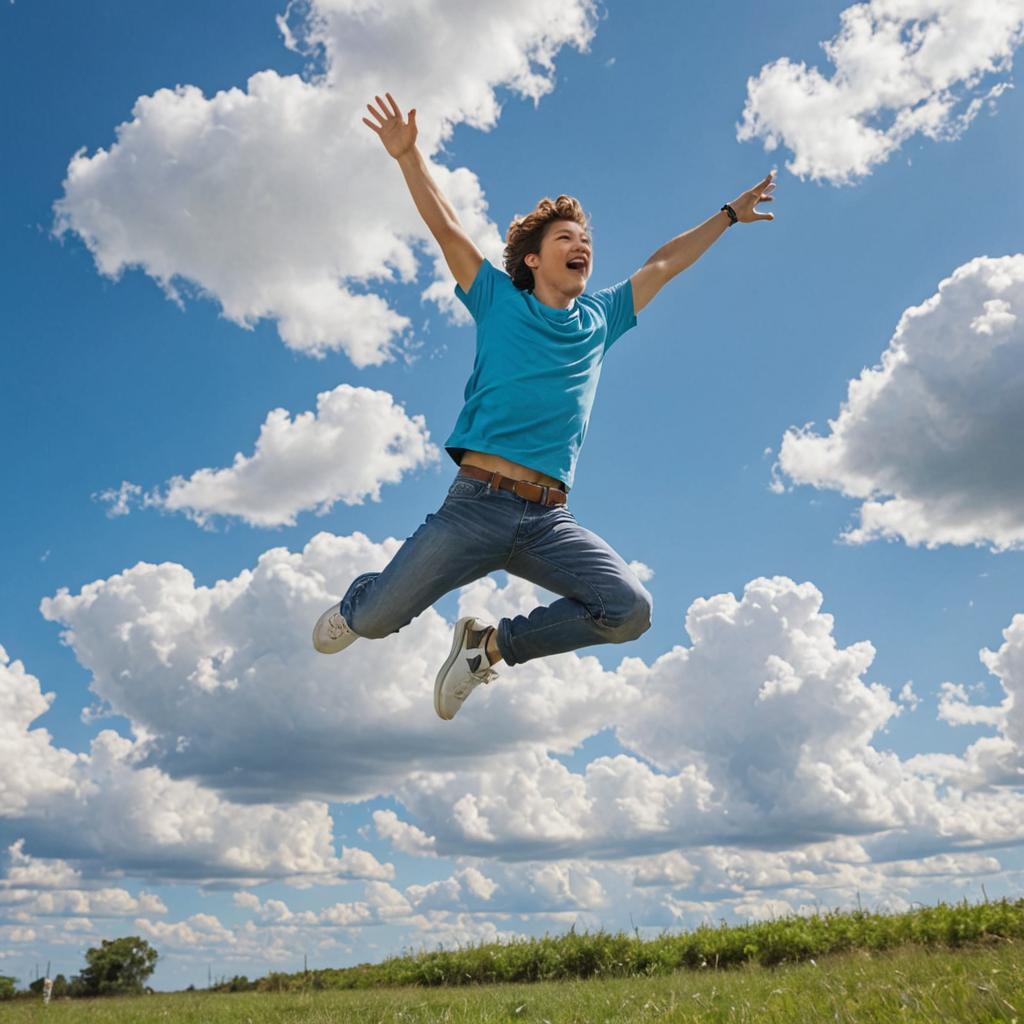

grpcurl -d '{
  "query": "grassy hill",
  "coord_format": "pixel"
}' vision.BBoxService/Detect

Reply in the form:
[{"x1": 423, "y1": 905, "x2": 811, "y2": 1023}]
[
  {"x1": 5, "y1": 941, "x2": 1023, "y2": 1022},
  {"x1": 230, "y1": 896, "x2": 1024, "y2": 993}
]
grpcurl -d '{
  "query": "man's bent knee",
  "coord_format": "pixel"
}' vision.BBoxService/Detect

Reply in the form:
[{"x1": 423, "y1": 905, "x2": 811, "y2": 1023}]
[{"x1": 602, "y1": 588, "x2": 653, "y2": 642}]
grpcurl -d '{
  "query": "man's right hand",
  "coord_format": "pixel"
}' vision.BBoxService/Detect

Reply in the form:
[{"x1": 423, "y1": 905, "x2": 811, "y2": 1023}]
[{"x1": 362, "y1": 93, "x2": 417, "y2": 160}]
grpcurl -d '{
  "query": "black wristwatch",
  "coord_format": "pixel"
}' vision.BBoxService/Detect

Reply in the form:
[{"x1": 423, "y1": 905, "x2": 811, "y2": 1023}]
[{"x1": 720, "y1": 203, "x2": 738, "y2": 225}]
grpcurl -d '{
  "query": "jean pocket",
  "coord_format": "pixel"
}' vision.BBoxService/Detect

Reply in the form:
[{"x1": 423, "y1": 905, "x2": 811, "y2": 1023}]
[{"x1": 446, "y1": 477, "x2": 488, "y2": 500}]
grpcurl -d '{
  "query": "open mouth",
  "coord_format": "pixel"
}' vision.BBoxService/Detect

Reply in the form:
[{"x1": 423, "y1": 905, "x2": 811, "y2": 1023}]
[{"x1": 566, "y1": 259, "x2": 587, "y2": 273}]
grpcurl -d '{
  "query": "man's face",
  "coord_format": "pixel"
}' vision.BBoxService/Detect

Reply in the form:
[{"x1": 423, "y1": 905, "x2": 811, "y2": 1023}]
[{"x1": 527, "y1": 219, "x2": 592, "y2": 295}]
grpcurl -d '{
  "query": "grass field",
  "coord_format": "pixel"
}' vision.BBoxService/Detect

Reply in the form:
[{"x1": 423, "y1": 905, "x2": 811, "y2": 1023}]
[{"x1": 5, "y1": 942, "x2": 1022, "y2": 1023}]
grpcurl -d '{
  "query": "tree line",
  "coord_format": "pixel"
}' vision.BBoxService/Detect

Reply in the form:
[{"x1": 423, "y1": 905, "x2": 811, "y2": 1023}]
[{"x1": 0, "y1": 936, "x2": 158, "y2": 1000}]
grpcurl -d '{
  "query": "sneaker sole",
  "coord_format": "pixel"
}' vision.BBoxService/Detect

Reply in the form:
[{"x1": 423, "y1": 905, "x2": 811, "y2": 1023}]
[
  {"x1": 312, "y1": 606, "x2": 358, "y2": 655},
  {"x1": 434, "y1": 615, "x2": 474, "y2": 720}
]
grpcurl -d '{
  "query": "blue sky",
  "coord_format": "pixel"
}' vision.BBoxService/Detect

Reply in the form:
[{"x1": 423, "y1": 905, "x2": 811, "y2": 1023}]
[{"x1": 2, "y1": 0, "x2": 1024, "y2": 991}]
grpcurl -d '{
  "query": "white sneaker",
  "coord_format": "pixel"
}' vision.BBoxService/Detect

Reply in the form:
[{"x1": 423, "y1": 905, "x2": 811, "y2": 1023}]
[
  {"x1": 434, "y1": 616, "x2": 499, "y2": 720},
  {"x1": 312, "y1": 603, "x2": 359, "y2": 654}
]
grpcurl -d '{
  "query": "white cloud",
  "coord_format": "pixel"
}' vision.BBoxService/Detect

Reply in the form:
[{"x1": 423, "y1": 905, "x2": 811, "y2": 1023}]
[
  {"x1": 52, "y1": 0, "x2": 601, "y2": 362},
  {"x1": 39, "y1": 533, "x2": 627, "y2": 805},
  {"x1": 0, "y1": 645, "x2": 78, "y2": 815},
  {"x1": 0, "y1": 645, "x2": 391, "y2": 886},
  {"x1": 738, "y1": 0, "x2": 1024, "y2": 184},
  {"x1": 113, "y1": 385, "x2": 440, "y2": 528},
  {"x1": 38, "y1": 535, "x2": 1024, "y2": 866},
  {"x1": 397, "y1": 577, "x2": 1024, "y2": 862},
  {"x1": 627, "y1": 560, "x2": 654, "y2": 582},
  {"x1": 26, "y1": 533, "x2": 1024, "y2": 959},
  {"x1": 3, "y1": 839, "x2": 82, "y2": 890},
  {"x1": 917, "y1": 613, "x2": 1024, "y2": 788},
  {"x1": 775, "y1": 255, "x2": 1024, "y2": 550},
  {"x1": 372, "y1": 809, "x2": 437, "y2": 858},
  {"x1": 136, "y1": 912, "x2": 234, "y2": 950},
  {"x1": 0, "y1": 885, "x2": 167, "y2": 920},
  {"x1": 94, "y1": 481, "x2": 144, "y2": 518}
]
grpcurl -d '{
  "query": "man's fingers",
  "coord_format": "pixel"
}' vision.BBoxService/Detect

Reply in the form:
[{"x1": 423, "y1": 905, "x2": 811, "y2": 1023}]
[
  {"x1": 385, "y1": 92, "x2": 401, "y2": 118},
  {"x1": 361, "y1": 117, "x2": 381, "y2": 134},
  {"x1": 366, "y1": 102, "x2": 386, "y2": 124}
]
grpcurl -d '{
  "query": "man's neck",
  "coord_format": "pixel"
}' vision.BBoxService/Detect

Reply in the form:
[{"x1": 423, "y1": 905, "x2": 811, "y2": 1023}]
[{"x1": 531, "y1": 278, "x2": 580, "y2": 310}]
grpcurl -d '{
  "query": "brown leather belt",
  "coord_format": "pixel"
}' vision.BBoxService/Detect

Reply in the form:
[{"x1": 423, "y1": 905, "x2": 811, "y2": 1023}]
[{"x1": 457, "y1": 464, "x2": 568, "y2": 507}]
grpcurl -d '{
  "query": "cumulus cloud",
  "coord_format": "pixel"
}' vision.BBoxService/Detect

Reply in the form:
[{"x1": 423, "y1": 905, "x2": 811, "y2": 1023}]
[
  {"x1": 0, "y1": 645, "x2": 391, "y2": 886},
  {"x1": 2, "y1": 840, "x2": 82, "y2": 890},
  {"x1": 627, "y1": 560, "x2": 654, "y2": 582},
  {"x1": 38, "y1": 535, "x2": 1024, "y2": 867},
  {"x1": 397, "y1": 577, "x2": 1024, "y2": 862},
  {"x1": 104, "y1": 385, "x2": 440, "y2": 528},
  {"x1": 915, "y1": 613, "x2": 1024, "y2": 788},
  {"x1": 52, "y1": 0, "x2": 602, "y2": 362},
  {"x1": 0, "y1": 884, "x2": 167, "y2": 921},
  {"x1": 137, "y1": 912, "x2": 234, "y2": 950},
  {"x1": 775, "y1": 255, "x2": 1024, "y2": 550},
  {"x1": 29, "y1": 532, "x2": 1024, "y2": 957},
  {"x1": 737, "y1": 0, "x2": 1024, "y2": 184},
  {"x1": 39, "y1": 533, "x2": 627, "y2": 804},
  {"x1": 372, "y1": 809, "x2": 437, "y2": 858}
]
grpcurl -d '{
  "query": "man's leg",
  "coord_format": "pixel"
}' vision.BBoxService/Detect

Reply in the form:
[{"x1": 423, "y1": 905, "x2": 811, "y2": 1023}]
[
  {"x1": 338, "y1": 478, "x2": 516, "y2": 641},
  {"x1": 495, "y1": 505, "x2": 653, "y2": 666}
]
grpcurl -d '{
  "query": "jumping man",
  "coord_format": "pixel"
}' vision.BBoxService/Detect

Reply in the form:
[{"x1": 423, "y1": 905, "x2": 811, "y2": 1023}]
[{"x1": 313, "y1": 93, "x2": 777, "y2": 721}]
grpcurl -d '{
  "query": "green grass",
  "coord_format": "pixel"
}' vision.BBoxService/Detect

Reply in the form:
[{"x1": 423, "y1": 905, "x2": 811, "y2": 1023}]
[
  {"x1": 250, "y1": 898, "x2": 1024, "y2": 992},
  {"x1": 5, "y1": 943, "x2": 1023, "y2": 1023}
]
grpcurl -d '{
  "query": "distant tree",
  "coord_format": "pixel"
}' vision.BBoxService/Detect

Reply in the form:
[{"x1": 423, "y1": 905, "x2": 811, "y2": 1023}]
[
  {"x1": 77, "y1": 936, "x2": 159, "y2": 996},
  {"x1": 52, "y1": 974, "x2": 69, "y2": 999},
  {"x1": 0, "y1": 976, "x2": 16, "y2": 1000}
]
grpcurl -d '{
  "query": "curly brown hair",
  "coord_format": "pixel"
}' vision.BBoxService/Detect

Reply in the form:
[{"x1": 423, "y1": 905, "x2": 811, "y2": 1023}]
[{"x1": 503, "y1": 195, "x2": 591, "y2": 292}]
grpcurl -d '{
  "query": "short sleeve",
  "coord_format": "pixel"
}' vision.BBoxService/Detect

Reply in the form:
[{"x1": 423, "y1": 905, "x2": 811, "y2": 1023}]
[
  {"x1": 454, "y1": 258, "x2": 506, "y2": 324},
  {"x1": 590, "y1": 277, "x2": 638, "y2": 352}
]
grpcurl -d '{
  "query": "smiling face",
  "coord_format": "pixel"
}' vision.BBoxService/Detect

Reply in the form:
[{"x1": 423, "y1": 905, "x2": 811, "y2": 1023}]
[{"x1": 524, "y1": 219, "x2": 593, "y2": 298}]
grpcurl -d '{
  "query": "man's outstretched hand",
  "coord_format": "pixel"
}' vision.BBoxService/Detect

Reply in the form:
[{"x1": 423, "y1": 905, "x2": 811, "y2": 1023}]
[
  {"x1": 362, "y1": 92, "x2": 417, "y2": 160},
  {"x1": 728, "y1": 170, "x2": 777, "y2": 223}
]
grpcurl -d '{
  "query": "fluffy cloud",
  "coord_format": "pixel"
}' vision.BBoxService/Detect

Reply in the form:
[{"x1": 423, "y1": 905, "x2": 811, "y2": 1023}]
[
  {"x1": 737, "y1": 0, "x2": 1024, "y2": 184},
  {"x1": 775, "y1": 254, "x2": 1024, "y2": 550},
  {"x1": 39, "y1": 535, "x2": 1024, "y2": 866},
  {"x1": 397, "y1": 577, "x2": 1024, "y2": 861},
  {"x1": 100, "y1": 385, "x2": 440, "y2": 528},
  {"x1": 372, "y1": 809, "x2": 437, "y2": 858},
  {"x1": 3, "y1": 840, "x2": 82, "y2": 890},
  {"x1": 137, "y1": 912, "x2": 234, "y2": 950},
  {"x1": 29, "y1": 530, "x2": 1024, "y2": 961},
  {"x1": 0, "y1": 645, "x2": 390, "y2": 886},
  {"x1": 52, "y1": 0, "x2": 602, "y2": 362},
  {"x1": 39, "y1": 532, "x2": 627, "y2": 804},
  {"x1": 0, "y1": 885, "x2": 167, "y2": 921},
  {"x1": 0, "y1": 645, "x2": 80, "y2": 816},
  {"x1": 915, "y1": 613, "x2": 1024, "y2": 787}
]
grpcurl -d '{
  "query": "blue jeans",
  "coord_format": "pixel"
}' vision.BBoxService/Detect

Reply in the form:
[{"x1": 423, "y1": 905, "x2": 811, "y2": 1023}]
[{"x1": 338, "y1": 471, "x2": 653, "y2": 666}]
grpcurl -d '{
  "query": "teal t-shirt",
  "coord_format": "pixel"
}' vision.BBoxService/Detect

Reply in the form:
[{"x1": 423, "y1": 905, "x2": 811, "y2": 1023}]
[{"x1": 445, "y1": 259, "x2": 638, "y2": 490}]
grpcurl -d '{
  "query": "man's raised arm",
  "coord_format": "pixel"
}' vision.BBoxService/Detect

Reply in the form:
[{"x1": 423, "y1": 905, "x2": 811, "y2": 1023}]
[
  {"x1": 362, "y1": 93, "x2": 483, "y2": 293},
  {"x1": 629, "y1": 171, "x2": 777, "y2": 316}
]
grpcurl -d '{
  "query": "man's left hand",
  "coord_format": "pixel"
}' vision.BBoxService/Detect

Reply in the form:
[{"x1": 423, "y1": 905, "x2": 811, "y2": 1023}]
[{"x1": 729, "y1": 170, "x2": 777, "y2": 223}]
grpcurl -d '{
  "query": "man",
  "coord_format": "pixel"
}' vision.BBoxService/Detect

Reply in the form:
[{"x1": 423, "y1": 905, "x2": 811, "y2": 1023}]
[{"x1": 313, "y1": 92, "x2": 776, "y2": 721}]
